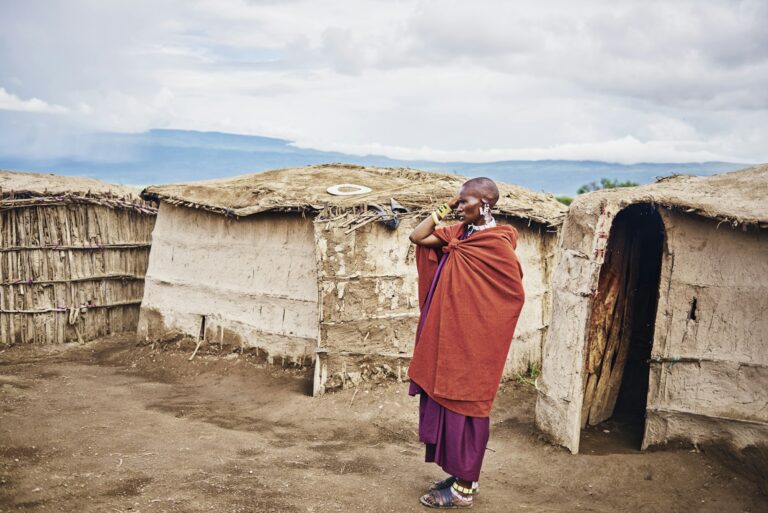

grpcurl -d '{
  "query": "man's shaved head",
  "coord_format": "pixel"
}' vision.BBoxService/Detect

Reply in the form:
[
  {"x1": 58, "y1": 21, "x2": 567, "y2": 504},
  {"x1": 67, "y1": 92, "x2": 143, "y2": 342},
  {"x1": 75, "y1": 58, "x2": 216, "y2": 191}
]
[{"x1": 462, "y1": 177, "x2": 500, "y2": 206}]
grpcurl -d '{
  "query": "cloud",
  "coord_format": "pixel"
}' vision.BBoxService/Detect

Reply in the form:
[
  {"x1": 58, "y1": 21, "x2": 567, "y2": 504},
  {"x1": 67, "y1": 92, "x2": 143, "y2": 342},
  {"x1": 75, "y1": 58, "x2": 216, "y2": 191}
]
[
  {"x1": 394, "y1": 1, "x2": 768, "y2": 110},
  {"x1": 0, "y1": 0, "x2": 766, "y2": 164},
  {"x1": 0, "y1": 87, "x2": 68, "y2": 114}
]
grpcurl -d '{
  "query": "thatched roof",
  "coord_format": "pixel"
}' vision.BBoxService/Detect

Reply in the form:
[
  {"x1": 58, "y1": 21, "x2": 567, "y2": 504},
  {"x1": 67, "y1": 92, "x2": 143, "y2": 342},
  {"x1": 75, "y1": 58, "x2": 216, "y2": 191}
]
[
  {"x1": 572, "y1": 164, "x2": 768, "y2": 228},
  {"x1": 0, "y1": 169, "x2": 156, "y2": 214},
  {"x1": 141, "y1": 164, "x2": 567, "y2": 227}
]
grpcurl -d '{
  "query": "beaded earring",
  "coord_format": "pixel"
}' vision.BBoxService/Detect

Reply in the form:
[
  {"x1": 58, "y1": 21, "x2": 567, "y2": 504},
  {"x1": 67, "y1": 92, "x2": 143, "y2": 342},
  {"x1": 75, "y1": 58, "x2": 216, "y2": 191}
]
[{"x1": 481, "y1": 202, "x2": 492, "y2": 223}]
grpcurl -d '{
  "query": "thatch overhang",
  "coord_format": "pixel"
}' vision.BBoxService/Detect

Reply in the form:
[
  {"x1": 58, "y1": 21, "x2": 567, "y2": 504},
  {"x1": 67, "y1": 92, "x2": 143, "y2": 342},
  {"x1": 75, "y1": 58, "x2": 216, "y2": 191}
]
[
  {"x1": 141, "y1": 164, "x2": 567, "y2": 228},
  {"x1": 1, "y1": 169, "x2": 157, "y2": 215},
  {"x1": 569, "y1": 164, "x2": 768, "y2": 229}
]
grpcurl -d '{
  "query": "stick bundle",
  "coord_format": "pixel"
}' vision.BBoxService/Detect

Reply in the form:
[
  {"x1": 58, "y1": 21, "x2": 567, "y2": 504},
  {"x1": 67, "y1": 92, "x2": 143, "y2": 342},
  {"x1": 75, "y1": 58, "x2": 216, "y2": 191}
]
[{"x1": 0, "y1": 203, "x2": 155, "y2": 346}]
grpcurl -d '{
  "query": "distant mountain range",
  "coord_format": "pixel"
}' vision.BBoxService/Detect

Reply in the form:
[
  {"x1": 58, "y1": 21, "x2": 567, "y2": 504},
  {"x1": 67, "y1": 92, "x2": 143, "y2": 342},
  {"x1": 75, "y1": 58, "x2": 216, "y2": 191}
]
[{"x1": 0, "y1": 129, "x2": 750, "y2": 195}]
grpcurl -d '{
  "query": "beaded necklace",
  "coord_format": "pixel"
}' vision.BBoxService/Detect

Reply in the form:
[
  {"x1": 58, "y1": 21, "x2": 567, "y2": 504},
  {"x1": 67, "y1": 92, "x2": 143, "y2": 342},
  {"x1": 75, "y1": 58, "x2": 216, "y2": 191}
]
[{"x1": 466, "y1": 217, "x2": 496, "y2": 235}]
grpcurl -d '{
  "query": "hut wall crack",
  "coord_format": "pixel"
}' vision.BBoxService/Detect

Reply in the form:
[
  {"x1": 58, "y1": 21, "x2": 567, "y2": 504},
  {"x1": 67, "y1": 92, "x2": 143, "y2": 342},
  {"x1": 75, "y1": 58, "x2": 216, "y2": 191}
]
[{"x1": 137, "y1": 204, "x2": 318, "y2": 363}]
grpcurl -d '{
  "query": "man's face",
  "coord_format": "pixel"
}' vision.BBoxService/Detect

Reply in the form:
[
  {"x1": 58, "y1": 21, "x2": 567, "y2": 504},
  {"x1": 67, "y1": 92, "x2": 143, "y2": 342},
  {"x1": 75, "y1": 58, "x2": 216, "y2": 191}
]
[{"x1": 456, "y1": 185, "x2": 484, "y2": 224}]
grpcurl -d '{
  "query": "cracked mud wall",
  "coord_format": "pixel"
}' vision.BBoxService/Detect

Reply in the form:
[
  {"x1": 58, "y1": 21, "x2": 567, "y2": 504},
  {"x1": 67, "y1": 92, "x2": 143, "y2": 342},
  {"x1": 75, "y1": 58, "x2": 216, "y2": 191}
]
[
  {"x1": 506, "y1": 219, "x2": 559, "y2": 378},
  {"x1": 312, "y1": 215, "x2": 420, "y2": 393},
  {"x1": 137, "y1": 204, "x2": 557, "y2": 392},
  {"x1": 534, "y1": 199, "x2": 607, "y2": 453},
  {"x1": 313, "y1": 215, "x2": 558, "y2": 394},
  {"x1": 643, "y1": 211, "x2": 768, "y2": 452},
  {"x1": 138, "y1": 204, "x2": 318, "y2": 364},
  {"x1": 536, "y1": 201, "x2": 768, "y2": 458}
]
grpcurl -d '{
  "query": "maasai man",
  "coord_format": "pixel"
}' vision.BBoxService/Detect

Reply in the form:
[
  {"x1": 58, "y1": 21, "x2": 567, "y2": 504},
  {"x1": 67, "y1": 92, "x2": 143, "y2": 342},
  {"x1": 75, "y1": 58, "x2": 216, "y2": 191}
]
[{"x1": 407, "y1": 177, "x2": 525, "y2": 509}]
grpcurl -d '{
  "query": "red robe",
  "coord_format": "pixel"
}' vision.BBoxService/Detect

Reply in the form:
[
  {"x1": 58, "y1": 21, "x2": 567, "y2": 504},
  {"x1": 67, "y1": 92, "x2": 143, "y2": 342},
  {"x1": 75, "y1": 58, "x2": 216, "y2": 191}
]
[{"x1": 408, "y1": 223, "x2": 525, "y2": 417}]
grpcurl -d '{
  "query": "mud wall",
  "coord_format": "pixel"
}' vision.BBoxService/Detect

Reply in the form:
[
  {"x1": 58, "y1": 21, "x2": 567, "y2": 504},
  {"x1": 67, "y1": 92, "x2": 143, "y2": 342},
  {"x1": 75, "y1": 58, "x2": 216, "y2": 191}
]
[
  {"x1": 504, "y1": 218, "x2": 558, "y2": 378},
  {"x1": 0, "y1": 204, "x2": 154, "y2": 345},
  {"x1": 643, "y1": 211, "x2": 768, "y2": 451},
  {"x1": 138, "y1": 204, "x2": 318, "y2": 363},
  {"x1": 312, "y1": 215, "x2": 419, "y2": 393},
  {"x1": 536, "y1": 200, "x2": 768, "y2": 457},
  {"x1": 534, "y1": 199, "x2": 604, "y2": 452},
  {"x1": 313, "y1": 214, "x2": 558, "y2": 394}
]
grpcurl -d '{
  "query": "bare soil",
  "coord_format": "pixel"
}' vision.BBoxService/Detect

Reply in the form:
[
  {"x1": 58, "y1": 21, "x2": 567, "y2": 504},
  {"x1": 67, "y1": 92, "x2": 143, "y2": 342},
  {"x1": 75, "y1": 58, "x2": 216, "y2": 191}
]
[{"x1": 0, "y1": 336, "x2": 765, "y2": 513}]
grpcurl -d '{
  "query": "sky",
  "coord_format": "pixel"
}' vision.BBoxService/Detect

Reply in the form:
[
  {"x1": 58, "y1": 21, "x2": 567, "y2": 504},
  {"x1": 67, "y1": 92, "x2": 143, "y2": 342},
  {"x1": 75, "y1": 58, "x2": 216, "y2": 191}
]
[{"x1": 0, "y1": 0, "x2": 767, "y2": 165}]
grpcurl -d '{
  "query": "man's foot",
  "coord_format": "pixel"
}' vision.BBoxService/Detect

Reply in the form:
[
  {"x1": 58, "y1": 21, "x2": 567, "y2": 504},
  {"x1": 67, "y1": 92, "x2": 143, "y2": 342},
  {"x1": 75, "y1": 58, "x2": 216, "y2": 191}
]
[
  {"x1": 419, "y1": 483, "x2": 474, "y2": 509},
  {"x1": 429, "y1": 477, "x2": 479, "y2": 495}
]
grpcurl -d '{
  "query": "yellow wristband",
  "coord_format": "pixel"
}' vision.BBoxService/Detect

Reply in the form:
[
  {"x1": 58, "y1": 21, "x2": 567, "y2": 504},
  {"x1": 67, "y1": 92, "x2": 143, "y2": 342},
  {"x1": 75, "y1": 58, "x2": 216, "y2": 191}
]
[
  {"x1": 434, "y1": 203, "x2": 451, "y2": 220},
  {"x1": 431, "y1": 211, "x2": 440, "y2": 225}
]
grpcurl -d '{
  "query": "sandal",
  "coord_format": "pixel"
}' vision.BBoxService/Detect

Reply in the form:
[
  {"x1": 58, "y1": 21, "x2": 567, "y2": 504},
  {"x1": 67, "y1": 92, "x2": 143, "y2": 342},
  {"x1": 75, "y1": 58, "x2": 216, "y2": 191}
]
[
  {"x1": 419, "y1": 485, "x2": 474, "y2": 509},
  {"x1": 429, "y1": 477, "x2": 479, "y2": 495}
]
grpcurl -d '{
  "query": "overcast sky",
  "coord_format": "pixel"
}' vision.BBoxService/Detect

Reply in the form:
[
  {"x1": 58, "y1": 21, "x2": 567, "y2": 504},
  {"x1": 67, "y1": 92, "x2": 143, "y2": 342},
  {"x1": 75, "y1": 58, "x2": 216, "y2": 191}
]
[{"x1": 1, "y1": 0, "x2": 766, "y2": 164}]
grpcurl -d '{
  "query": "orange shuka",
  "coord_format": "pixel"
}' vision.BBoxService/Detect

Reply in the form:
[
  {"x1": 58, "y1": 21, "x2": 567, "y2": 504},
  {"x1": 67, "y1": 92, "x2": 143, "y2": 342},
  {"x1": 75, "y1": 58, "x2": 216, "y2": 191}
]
[{"x1": 408, "y1": 222, "x2": 525, "y2": 417}]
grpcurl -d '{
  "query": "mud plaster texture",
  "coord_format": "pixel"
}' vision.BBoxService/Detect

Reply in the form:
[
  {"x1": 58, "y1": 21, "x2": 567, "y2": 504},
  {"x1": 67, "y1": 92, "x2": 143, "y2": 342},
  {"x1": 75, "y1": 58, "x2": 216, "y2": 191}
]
[
  {"x1": 138, "y1": 165, "x2": 565, "y2": 395},
  {"x1": 0, "y1": 336, "x2": 765, "y2": 513},
  {"x1": 138, "y1": 205, "x2": 319, "y2": 366},
  {"x1": 314, "y1": 214, "x2": 557, "y2": 393},
  {"x1": 535, "y1": 165, "x2": 768, "y2": 475}
]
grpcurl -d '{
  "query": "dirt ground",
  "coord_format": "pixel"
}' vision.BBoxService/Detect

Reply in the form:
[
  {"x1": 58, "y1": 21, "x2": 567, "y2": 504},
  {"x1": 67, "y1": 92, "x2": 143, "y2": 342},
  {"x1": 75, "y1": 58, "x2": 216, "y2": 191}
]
[{"x1": 0, "y1": 336, "x2": 765, "y2": 513}]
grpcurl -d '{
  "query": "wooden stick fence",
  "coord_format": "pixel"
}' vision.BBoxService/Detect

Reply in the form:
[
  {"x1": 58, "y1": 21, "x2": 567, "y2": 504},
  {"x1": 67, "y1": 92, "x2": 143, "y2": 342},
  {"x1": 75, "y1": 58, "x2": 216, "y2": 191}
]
[{"x1": 1, "y1": 201, "x2": 155, "y2": 346}]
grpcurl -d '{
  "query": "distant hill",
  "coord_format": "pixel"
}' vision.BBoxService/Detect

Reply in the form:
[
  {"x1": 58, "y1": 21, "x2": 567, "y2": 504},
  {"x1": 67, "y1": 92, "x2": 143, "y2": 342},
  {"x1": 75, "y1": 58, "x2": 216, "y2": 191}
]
[{"x1": 0, "y1": 129, "x2": 749, "y2": 195}]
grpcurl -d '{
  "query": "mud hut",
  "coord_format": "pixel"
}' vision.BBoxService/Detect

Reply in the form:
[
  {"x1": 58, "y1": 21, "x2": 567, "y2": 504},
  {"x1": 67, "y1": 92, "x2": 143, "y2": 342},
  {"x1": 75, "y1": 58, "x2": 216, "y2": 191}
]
[
  {"x1": 535, "y1": 164, "x2": 768, "y2": 459},
  {"x1": 0, "y1": 170, "x2": 157, "y2": 346},
  {"x1": 139, "y1": 164, "x2": 566, "y2": 394}
]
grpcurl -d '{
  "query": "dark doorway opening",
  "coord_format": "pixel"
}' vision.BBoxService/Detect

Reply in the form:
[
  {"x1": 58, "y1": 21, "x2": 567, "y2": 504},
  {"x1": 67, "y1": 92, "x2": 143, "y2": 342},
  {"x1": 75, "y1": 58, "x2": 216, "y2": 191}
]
[{"x1": 579, "y1": 204, "x2": 665, "y2": 453}]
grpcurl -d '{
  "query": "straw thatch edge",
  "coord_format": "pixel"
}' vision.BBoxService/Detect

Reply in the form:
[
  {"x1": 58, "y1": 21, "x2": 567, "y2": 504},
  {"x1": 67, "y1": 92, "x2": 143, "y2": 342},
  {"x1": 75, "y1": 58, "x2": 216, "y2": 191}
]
[
  {"x1": 141, "y1": 164, "x2": 566, "y2": 228},
  {"x1": 570, "y1": 164, "x2": 768, "y2": 229},
  {"x1": 1, "y1": 191, "x2": 157, "y2": 215},
  {"x1": 1, "y1": 169, "x2": 157, "y2": 214}
]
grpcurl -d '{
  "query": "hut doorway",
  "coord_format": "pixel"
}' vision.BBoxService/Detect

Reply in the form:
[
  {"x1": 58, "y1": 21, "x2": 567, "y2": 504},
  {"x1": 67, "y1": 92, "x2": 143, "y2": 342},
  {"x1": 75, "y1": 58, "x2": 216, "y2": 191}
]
[{"x1": 579, "y1": 204, "x2": 664, "y2": 450}]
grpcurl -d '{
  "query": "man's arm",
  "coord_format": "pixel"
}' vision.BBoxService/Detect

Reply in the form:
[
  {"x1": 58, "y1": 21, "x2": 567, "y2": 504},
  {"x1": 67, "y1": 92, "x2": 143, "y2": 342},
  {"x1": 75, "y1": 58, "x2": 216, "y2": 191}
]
[{"x1": 408, "y1": 196, "x2": 459, "y2": 247}]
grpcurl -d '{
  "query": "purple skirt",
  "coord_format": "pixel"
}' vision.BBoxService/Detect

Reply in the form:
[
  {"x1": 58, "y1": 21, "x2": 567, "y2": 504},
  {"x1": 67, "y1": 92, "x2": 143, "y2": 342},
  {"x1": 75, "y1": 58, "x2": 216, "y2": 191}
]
[{"x1": 411, "y1": 383, "x2": 490, "y2": 482}]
